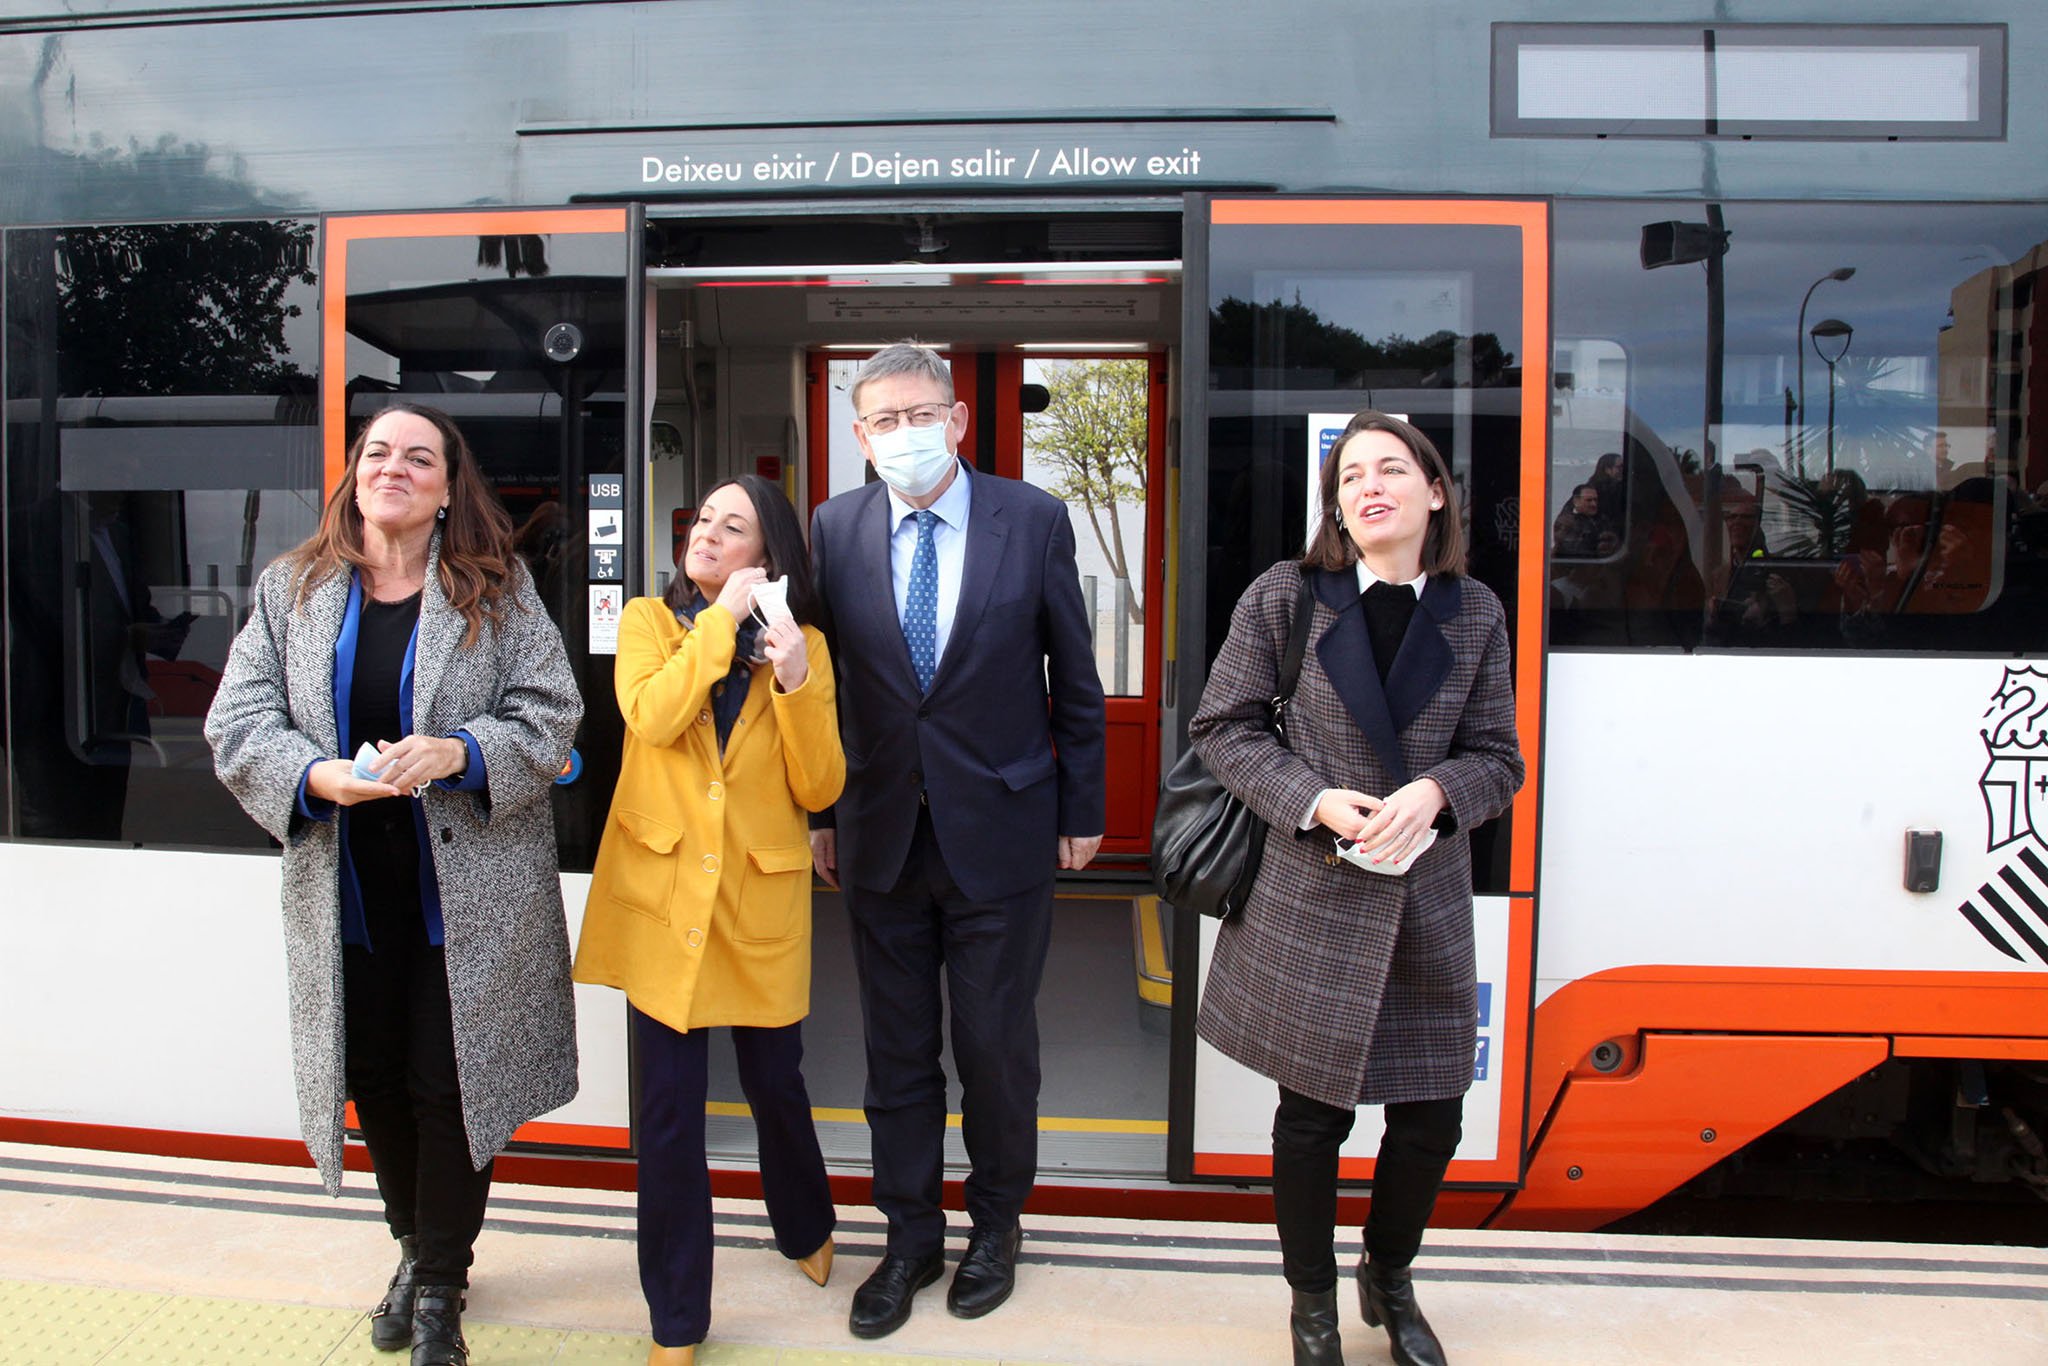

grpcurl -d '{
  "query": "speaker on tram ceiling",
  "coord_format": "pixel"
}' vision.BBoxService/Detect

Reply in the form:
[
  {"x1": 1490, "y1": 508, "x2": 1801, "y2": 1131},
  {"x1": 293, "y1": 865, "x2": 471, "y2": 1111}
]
[{"x1": 543, "y1": 322, "x2": 585, "y2": 364}]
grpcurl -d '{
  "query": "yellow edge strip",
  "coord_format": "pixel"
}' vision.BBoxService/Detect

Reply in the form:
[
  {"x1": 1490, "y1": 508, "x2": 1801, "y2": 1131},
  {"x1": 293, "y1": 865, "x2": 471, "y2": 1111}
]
[{"x1": 705, "y1": 1101, "x2": 1167, "y2": 1135}]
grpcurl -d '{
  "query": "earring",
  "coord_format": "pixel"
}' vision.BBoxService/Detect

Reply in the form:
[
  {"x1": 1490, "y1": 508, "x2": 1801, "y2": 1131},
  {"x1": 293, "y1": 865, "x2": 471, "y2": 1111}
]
[{"x1": 437, "y1": 507, "x2": 447, "y2": 521}]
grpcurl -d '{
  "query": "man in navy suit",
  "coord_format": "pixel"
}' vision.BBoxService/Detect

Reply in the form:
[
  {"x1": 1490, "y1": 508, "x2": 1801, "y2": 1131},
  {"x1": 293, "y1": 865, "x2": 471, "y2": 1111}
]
[{"x1": 809, "y1": 343, "x2": 1106, "y2": 1339}]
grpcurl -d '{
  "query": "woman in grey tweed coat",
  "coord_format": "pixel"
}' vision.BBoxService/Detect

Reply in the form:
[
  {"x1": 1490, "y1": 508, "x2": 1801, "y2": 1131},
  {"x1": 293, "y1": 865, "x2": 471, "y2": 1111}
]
[
  {"x1": 205, "y1": 405, "x2": 582, "y2": 1366},
  {"x1": 1191, "y1": 412, "x2": 1523, "y2": 1366}
]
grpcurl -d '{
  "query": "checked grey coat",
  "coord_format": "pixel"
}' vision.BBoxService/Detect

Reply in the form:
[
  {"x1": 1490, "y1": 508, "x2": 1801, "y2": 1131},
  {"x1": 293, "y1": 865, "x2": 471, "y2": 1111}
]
[
  {"x1": 204, "y1": 538, "x2": 583, "y2": 1194},
  {"x1": 1191, "y1": 561, "x2": 1524, "y2": 1110}
]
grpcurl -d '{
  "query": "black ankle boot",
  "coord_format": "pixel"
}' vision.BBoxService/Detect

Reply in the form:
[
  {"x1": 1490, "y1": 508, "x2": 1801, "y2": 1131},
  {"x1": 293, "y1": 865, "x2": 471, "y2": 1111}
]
[
  {"x1": 1357, "y1": 1259, "x2": 1447, "y2": 1366},
  {"x1": 369, "y1": 1235, "x2": 419, "y2": 1351},
  {"x1": 409, "y1": 1284, "x2": 468, "y2": 1366},
  {"x1": 1289, "y1": 1287, "x2": 1343, "y2": 1365}
]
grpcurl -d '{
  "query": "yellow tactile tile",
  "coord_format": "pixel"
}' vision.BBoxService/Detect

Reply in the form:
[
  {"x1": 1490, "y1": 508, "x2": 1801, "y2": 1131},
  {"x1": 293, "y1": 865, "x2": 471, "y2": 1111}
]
[
  {"x1": 549, "y1": 1331, "x2": 652, "y2": 1363},
  {"x1": 775, "y1": 1353, "x2": 983, "y2": 1365},
  {"x1": 0, "y1": 1281, "x2": 168, "y2": 1364},
  {"x1": 93, "y1": 1293, "x2": 358, "y2": 1363}
]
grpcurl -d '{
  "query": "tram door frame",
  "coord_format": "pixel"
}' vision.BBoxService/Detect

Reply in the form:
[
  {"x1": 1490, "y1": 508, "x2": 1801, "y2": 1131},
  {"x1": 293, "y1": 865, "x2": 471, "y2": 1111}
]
[
  {"x1": 1169, "y1": 195, "x2": 1549, "y2": 1194},
  {"x1": 320, "y1": 205, "x2": 645, "y2": 1156}
]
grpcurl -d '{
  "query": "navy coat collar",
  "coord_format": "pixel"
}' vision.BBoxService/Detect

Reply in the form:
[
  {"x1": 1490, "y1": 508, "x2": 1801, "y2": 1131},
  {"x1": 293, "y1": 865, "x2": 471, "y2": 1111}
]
[{"x1": 1309, "y1": 566, "x2": 1464, "y2": 786}]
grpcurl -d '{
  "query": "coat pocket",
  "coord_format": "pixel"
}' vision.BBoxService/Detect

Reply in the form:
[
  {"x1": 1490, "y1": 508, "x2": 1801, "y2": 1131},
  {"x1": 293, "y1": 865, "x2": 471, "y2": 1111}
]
[
  {"x1": 605, "y1": 807, "x2": 684, "y2": 923},
  {"x1": 995, "y1": 748, "x2": 1057, "y2": 792},
  {"x1": 732, "y1": 842, "x2": 812, "y2": 943}
]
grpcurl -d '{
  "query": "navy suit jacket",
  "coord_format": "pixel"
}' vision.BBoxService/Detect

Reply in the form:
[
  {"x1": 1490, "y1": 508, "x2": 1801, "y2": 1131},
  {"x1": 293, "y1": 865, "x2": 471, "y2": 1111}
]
[{"x1": 810, "y1": 463, "x2": 1106, "y2": 901}]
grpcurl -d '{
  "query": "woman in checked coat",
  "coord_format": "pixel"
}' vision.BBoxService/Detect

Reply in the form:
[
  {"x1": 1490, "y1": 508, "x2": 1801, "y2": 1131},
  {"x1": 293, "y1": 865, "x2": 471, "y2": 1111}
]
[
  {"x1": 1192, "y1": 411, "x2": 1524, "y2": 1366},
  {"x1": 206, "y1": 404, "x2": 583, "y2": 1366}
]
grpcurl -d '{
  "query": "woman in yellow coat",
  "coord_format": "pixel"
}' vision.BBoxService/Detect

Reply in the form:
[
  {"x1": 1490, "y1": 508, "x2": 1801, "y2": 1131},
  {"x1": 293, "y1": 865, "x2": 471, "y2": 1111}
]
[{"x1": 574, "y1": 475, "x2": 844, "y2": 1366}]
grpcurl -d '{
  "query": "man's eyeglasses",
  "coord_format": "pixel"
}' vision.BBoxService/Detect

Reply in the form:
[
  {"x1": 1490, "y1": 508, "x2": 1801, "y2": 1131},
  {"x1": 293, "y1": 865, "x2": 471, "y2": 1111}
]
[{"x1": 859, "y1": 403, "x2": 950, "y2": 435}]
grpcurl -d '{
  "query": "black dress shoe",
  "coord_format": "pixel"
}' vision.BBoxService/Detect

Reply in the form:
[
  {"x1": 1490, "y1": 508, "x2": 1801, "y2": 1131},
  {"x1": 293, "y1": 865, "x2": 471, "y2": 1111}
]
[
  {"x1": 947, "y1": 1224, "x2": 1022, "y2": 1319},
  {"x1": 848, "y1": 1251, "x2": 944, "y2": 1339},
  {"x1": 1289, "y1": 1286, "x2": 1343, "y2": 1364},
  {"x1": 1357, "y1": 1259, "x2": 1447, "y2": 1366},
  {"x1": 408, "y1": 1285, "x2": 468, "y2": 1366},
  {"x1": 370, "y1": 1235, "x2": 420, "y2": 1351}
]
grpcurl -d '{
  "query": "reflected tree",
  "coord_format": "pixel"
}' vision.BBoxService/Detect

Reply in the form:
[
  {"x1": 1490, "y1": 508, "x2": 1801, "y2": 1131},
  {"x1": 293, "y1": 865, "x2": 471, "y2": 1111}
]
[
  {"x1": 1026, "y1": 359, "x2": 1146, "y2": 623},
  {"x1": 1212, "y1": 294, "x2": 1514, "y2": 386},
  {"x1": 53, "y1": 221, "x2": 315, "y2": 394}
]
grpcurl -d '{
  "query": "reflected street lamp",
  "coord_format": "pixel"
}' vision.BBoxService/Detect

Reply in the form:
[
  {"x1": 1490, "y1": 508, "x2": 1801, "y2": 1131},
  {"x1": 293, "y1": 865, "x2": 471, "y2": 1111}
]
[
  {"x1": 1791, "y1": 266, "x2": 1856, "y2": 477},
  {"x1": 1810, "y1": 317, "x2": 1854, "y2": 476}
]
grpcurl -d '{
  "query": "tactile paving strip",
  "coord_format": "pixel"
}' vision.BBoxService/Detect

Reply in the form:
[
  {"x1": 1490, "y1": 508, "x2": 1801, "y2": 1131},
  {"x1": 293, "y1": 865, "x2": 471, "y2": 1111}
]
[
  {"x1": 94, "y1": 1293, "x2": 358, "y2": 1363},
  {"x1": 0, "y1": 1282, "x2": 167, "y2": 1364}
]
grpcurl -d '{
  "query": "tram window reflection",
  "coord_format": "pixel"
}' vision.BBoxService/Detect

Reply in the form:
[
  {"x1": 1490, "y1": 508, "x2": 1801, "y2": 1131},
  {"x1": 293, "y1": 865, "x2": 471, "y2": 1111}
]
[
  {"x1": 3, "y1": 222, "x2": 321, "y2": 845},
  {"x1": 1549, "y1": 202, "x2": 2048, "y2": 653}
]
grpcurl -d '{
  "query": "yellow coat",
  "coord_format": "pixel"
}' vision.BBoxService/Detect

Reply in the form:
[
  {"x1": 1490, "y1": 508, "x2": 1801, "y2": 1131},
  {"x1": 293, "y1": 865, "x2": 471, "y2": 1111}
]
[{"x1": 574, "y1": 597, "x2": 844, "y2": 1033}]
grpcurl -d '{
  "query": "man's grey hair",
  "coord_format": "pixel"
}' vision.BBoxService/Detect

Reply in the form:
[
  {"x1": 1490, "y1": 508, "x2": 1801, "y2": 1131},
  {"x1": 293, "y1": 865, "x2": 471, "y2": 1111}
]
[{"x1": 849, "y1": 342, "x2": 955, "y2": 411}]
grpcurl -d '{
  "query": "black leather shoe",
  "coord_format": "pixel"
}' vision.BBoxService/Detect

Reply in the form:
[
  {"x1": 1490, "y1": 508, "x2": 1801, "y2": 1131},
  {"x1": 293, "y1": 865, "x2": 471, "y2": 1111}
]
[
  {"x1": 848, "y1": 1251, "x2": 944, "y2": 1339},
  {"x1": 408, "y1": 1285, "x2": 468, "y2": 1366},
  {"x1": 369, "y1": 1235, "x2": 419, "y2": 1351},
  {"x1": 1289, "y1": 1286, "x2": 1343, "y2": 1365},
  {"x1": 946, "y1": 1224, "x2": 1022, "y2": 1319},
  {"x1": 1357, "y1": 1260, "x2": 1447, "y2": 1366}
]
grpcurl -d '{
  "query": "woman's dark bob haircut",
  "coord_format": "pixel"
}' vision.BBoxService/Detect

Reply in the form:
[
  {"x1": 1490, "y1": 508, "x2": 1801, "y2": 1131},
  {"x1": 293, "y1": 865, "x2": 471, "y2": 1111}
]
[
  {"x1": 665, "y1": 474, "x2": 821, "y2": 628},
  {"x1": 1301, "y1": 410, "x2": 1466, "y2": 577}
]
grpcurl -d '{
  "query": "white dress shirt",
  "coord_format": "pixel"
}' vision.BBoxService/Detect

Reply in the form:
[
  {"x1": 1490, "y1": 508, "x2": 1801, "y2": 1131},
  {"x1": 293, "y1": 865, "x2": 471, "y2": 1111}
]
[{"x1": 886, "y1": 461, "x2": 971, "y2": 667}]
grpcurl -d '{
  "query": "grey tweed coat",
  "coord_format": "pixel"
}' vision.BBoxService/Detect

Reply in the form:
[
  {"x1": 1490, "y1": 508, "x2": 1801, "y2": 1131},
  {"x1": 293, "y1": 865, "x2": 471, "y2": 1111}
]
[
  {"x1": 204, "y1": 538, "x2": 584, "y2": 1194},
  {"x1": 1191, "y1": 561, "x2": 1523, "y2": 1109}
]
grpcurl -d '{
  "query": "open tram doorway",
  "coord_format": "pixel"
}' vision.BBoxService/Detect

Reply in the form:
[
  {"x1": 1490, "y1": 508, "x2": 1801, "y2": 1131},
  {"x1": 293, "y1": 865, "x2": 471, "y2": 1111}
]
[{"x1": 640, "y1": 208, "x2": 1183, "y2": 1183}]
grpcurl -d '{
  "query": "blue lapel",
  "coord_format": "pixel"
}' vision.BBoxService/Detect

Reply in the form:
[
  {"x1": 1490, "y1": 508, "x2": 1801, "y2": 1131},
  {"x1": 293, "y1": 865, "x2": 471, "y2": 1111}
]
[{"x1": 1310, "y1": 568, "x2": 1464, "y2": 785}]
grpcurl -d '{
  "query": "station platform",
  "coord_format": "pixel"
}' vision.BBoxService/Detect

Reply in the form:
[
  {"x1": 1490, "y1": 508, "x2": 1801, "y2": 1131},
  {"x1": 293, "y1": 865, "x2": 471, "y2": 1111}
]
[{"x1": 3, "y1": 1139, "x2": 2045, "y2": 1364}]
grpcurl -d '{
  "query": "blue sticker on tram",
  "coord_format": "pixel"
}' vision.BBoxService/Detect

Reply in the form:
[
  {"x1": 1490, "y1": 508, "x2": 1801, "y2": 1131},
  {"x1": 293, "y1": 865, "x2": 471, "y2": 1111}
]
[
  {"x1": 1477, "y1": 981, "x2": 1492, "y2": 1027},
  {"x1": 1473, "y1": 1035, "x2": 1490, "y2": 1082},
  {"x1": 555, "y1": 748, "x2": 583, "y2": 785}
]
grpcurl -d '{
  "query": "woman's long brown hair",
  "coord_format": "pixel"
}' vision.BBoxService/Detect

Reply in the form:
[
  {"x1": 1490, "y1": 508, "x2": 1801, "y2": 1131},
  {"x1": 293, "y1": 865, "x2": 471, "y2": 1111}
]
[{"x1": 285, "y1": 403, "x2": 518, "y2": 646}]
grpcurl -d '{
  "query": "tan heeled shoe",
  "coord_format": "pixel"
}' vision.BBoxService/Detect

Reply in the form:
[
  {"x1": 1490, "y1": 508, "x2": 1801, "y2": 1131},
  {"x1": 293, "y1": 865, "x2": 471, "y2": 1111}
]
[
  {"x1": 646, "y1": 1345, "x2": 694, "y2": 1366},
  {"x1": 796, "y1": 1236, "x2": 834, "y2": 1287}
]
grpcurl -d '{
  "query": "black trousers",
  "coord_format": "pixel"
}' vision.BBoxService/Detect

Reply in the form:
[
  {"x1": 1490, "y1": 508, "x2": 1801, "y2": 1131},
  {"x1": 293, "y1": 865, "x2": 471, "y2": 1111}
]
[
  {"x1": 845, "y1": 808, "x2": 1054, "y2": 1257},
  {"x1": 631, "y1": 1006, "x2": 835, "y2": 1348},
  {"x1": 1272, "y1": 1087, "x2": 1464, "y2": 1293},
  {"x1": 342, "y1": 896, "x2": 493, "y2": 1288}
]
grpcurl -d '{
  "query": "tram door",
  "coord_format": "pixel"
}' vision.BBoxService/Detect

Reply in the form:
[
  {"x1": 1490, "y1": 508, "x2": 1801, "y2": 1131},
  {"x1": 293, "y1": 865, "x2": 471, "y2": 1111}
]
[
  {"x1": 323, "y1": 207, "x2": 642, "y2": 1148},
  {"x1": 1174, "y1": 198, "x2": 1549, "y2": 1197}
]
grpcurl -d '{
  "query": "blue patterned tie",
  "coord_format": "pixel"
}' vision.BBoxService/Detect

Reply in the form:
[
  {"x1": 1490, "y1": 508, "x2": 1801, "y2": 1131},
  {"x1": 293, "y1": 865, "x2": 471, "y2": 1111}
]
[{"x1": 905, "y1": 509, "x2": 939, "y2": 691}]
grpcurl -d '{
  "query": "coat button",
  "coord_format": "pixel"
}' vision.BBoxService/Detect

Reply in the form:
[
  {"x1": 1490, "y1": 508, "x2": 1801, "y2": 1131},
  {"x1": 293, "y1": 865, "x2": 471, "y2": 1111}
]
[
  {"x1": 917, "y1": 703, "x2": 930, "y2": 719},
  {"x1": 698, "y1": 709, "x2": 711, "y2": 725},
  {"x1": 708, "y1": 781, "x2": 724, "y2": 801},
  {"x1": 686, "y1": 928, "x2": 704, "y2": 948},
  {"x1": 441, "y1": 828, "x2": 454, "y2": 844},
  {"x1": 909, "y1": 769, "x2": 922, "y2": 787},
  {"x1": 1325, "y1": 852, "x2": 1340, "y2": 866},
  {"x1": 702, "y1": 854, "x2": 719, "y2": 873}
]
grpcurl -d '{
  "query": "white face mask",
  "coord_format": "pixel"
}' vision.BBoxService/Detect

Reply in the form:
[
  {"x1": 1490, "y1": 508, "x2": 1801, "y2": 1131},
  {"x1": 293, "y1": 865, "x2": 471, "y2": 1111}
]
[
  {"x1": 866, "y1": 419, "x2": 956, "y2": 498},
  {"x1": 750, "y1": 575, "x2": 793, "y2": 630}
]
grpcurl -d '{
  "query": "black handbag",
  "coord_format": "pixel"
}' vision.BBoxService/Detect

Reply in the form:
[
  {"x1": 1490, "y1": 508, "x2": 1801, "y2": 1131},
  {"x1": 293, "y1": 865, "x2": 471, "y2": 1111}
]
[{"x1": 1151, "y1": 570, "x2": 1315, "y2": 920}]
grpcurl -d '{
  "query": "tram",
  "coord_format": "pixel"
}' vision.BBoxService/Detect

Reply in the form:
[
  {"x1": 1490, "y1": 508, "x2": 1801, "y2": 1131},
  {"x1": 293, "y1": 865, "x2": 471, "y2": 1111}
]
[{"x1": 5, "y1": 3, "x2": 2048, "y2": 1234}]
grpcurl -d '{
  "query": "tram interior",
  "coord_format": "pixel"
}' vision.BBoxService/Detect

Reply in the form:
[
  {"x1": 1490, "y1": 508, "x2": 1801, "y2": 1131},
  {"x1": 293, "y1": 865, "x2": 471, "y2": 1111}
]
[{"x1": 642, "y1": 210, "x2": 1185, "y2": 1179}]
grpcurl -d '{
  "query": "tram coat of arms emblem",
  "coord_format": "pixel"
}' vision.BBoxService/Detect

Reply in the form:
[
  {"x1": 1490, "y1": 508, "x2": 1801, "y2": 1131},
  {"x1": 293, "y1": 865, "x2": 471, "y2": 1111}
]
[
  {"x1": 1979, "y1": 665, "x2": 2048, "y2": 854},
  {"x1": 1956, "y1": 666, "x2": 2048, "y2": 965}
]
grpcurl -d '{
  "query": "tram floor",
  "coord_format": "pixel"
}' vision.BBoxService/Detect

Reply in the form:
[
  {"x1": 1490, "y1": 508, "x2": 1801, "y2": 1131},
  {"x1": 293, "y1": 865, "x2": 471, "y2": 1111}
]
[
  {"x1": 703, "y1": 893, "x2": 1171, "y2": 1180},
  {"x1": 5, "y1": 1139, "x2": 2047, "y2": 1364}
]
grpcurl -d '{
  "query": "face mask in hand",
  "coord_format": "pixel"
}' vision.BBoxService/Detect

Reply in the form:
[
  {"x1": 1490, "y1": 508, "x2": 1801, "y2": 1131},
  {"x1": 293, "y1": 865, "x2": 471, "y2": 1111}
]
[
  {"x1": 866, "y1": 419, "x2": 956, "y2": 498},
  {"x1": 750, "y1": 575, "x2": 793, "y2": 630}
]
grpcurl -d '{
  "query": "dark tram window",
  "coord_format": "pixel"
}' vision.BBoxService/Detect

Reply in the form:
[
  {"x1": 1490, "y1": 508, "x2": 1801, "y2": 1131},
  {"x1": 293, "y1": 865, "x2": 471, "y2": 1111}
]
[
  {"x1": 1204, "y1": 214, "x2": 1531, "y2": 897},
  {"x1": 3, "y1": 221, "x2": 320, "y2": 846},
  {"x1": 335, "y1": 229, "x2": 630, "y2": 871},
  {"x1": 1550, "y1": 201, "x2": 2048, "y2": 654}
]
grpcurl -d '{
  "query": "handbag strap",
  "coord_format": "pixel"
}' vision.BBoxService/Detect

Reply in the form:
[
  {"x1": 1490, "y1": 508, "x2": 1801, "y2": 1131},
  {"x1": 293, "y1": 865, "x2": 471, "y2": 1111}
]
[{"x1": 1270, "y1": 568, "x2": 1315, "y2": 718}]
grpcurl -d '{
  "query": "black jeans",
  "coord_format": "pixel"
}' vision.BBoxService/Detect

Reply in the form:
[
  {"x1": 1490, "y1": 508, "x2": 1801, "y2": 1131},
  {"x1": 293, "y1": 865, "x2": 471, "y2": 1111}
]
[
  {"x1": 342, "y1": 903, "x2": 493, "y2": 1287},
  {"x1": 1272, "y1": 1087, "x2": 1463, "y2": 1293}
]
